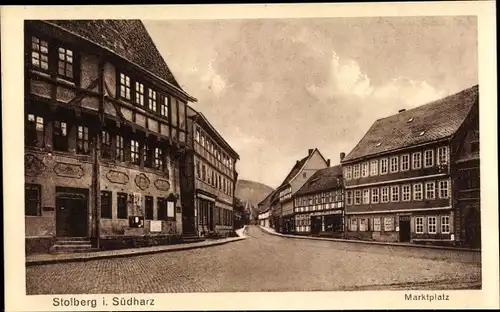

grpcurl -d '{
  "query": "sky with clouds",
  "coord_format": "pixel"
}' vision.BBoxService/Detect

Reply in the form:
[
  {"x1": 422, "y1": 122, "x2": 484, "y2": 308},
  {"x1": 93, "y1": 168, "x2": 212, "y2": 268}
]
[{"x1": 144, "y1": 16, "x2": 477, "y2": 189}]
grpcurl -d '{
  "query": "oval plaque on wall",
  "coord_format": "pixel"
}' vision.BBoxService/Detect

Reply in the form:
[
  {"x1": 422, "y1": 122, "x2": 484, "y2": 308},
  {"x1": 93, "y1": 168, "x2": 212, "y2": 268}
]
[
  {"x1": 154, "y1": 179, "x2": 170, "y2": 191},
  {"x1": 106, "y1": 170, "x2": 129, "y2": 185},
  {"x1": 135, "y1": 173, "x2": 150, "y2": 190}
]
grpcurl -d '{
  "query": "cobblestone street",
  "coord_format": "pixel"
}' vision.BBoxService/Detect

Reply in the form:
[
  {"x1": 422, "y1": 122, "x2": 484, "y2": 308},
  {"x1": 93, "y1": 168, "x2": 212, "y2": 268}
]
[{"x1": 26, "y1": 226, "x2": 481, "y2": 294}]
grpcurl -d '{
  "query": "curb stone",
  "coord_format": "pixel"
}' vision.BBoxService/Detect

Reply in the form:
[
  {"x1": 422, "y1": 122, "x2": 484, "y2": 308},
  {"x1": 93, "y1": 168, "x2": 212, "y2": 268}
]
[
  {"x1": 258, "y1": 226, "x2": 480, "y2": 253},
  {"x1": 26, "y1": 237, "x2": 246, "y2": 266}
]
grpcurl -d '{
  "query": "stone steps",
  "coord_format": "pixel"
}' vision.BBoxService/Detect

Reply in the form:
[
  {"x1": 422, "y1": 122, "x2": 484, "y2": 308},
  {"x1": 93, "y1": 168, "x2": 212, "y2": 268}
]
[{"x1": 49, "y1": 237, "x2": 96, "y2": 254}]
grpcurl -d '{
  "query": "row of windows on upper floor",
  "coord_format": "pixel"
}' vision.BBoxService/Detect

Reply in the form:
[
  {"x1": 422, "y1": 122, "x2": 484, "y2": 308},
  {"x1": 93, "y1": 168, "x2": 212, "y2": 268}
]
[
  {"x1": 26, "y1": 113, "x2": 171, "y2": 174},
  {"x1": 294, "y1": 189, "x2": 344, "y2": 207},
  {"x1": 195, "y1": 159, "x2": 234, "y2": 196},
  {"x1": 279, "y1": 187, "x2": 292, "y2": 201},
  {"x1": 195, "y1": 128, "x2": 235, "y2": 170},
  {"x1": 294, "y1": 202, "x2": 344, "y2": 213},
  {"x1": 343, "y1": 146, "x2": 449, "y2": 180},
  {"x1": 348, "y1": 215, "x2": 450, "y2": 235},
  {"x1": 29, "y1": 36, "x2": 187, "y2": 130},
  {"x1": 345, "y1": 179, "x2": 451, "y2": 206}
]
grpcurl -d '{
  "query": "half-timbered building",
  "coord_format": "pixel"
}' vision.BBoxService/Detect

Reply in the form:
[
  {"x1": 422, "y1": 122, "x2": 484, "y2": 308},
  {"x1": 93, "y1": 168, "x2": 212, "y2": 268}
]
[
  {"x1": 294, "y1": 163, "x2": 344, "y2": 236},
  {"x1": 24, "y1": 20, "x2": 196, "y2": 254},
  {"x1": 341, "y1": 85, "x2": 479, "y2": 246}
]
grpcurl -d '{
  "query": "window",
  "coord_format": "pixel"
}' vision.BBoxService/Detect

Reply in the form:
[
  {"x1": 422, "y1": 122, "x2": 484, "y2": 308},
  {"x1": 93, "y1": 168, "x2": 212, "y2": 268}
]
[
  {"x1": 142, "y1": 143, "x2": 152, "y2": 168},
  {"x1": 178, "y1": 100, "x2": 186, "y2": 131},
  {"x1": 100, "y1": 191, "x2": 112, "y2": 219},
  {"x1": 157, "y1": 197, "x2": 167, "y2": 221},
  {"x1": 148, "y1": 89, "x2": 157, "y2": 111},
  {"x1": 76, "y1": 125, "x2": 89, "y2": 155},
  {"x1": 346, "y1": 191, "x2": 353, "y2": 205},
  {"x1": 57, "y1": 47, "x2": 73, "y2": 79},
  {"x1": 380, "y1": 158, "x2": 388, "y2": 174},
  {"x1": 196, "y1": 160, "x2": 201, "y2": 179},
  {"x1": 130, "y1": 139, "x2": 140, "y2": 165},
  {"x1": 438, "y1": 180, "x2": 450, "y2": 199},
  {"x1": 171, "y1": 97, "x2": 178, "y2": 127},
  {"x1": 362, "y1": 162, "x2": 369, "y2": 177},
  {"x1": 384, "y1": 217, "x2": 393, "y2": 231},
  {"x1": 31, "y1": 37, "x2": 49, "y2": 70},
  {"x1": 381, "y1": 187, "x2": 389, "y2": 203},
  {"x1": 412, "y1": 152, "x2": 422, "y2": 169},
  {"x1": 424, "y1": 149, "x2": 434, "y2": 168},
  {"x1": 437, "y1": 146, "x2": 449, "y2": 165},
  {"x1": 441, "y1": 216, "x2": 450, "y2": 234},
  {"x1": 413, "y1": 183, "x2": 423, "y2": 201},
  {"x1": 145, "y1": 196, "x2": 154, "y2": 220},
  {"x1": 161, "y1": 96, "x2": 169, "y2": 118},
  {"x1": 402, "y1": 184, "x2": 411, "y2": 201},
  {"x1": 53, "y1": 120, "x2": 69, "y2": 151},
  {"x1": 117, "y1": 192, "x2": 128, "y2": 219},
  {"x1": 390, "y1": 156, "x2": 399, "y2": 173},
  {"x1": 425, "y1": 182, "x2": 435, "y2": 200},
  {"x1": 362, "y1": 189, "x2": 370, "y2": 204},
  {"x1": 135, "y1": 82, "x2": 144, "y2": 106},
  {"x1": 202, "y1": 164, "x2": 206, "y2": 181},
  {"x1": 25, "y1": 184, "x2": 41, "y2": 216},
  {"x1": 359, "y1": 218, "x2": 368, "y2": 231},
  {"x1": 350, "y1": 218, "x2": 357, "y2": 231},
  {"x1": 195, "y1": 128, "x2": 200, "y2": 143},
  {"x1": 154, "y1": 147, "x2": 163, "y2": 170},
  {"x1": 353, "y1": 164, "x2": 360, "y2": 178},
  {"x1": 371, "y1": 188, "x2": 379, "y2": 204},
  {"x1": 101, "y1": 130, "x2": 112, "y2": 158},
  {"x1": 401, "y1": 154, "x2": 409, "y2": 171},
  {"x1": 344, "y1": 166, "x2": 352, "y2": 180},
  {"x1": 26, "y1": 114, "x2": 44, "y2": 147},
  {"x1": 370, "y1": 160, "x2": 378, "y2": 176},
  {"x1": 428, "y1": 217, "x2": 437, "y2": 234},
  {"x1": 391, "y1": 186, "x2": 399, "y2": 202},
  {"x1": 115, "y1": 135, "x2": 124, "y2": 161},
  {"x1": 303, "y1": 172, "x2": 307, "y2": 178},
  {"x1": 201, "y1": 134, "x2": 205, "y2": 147},
  {"x1": 354, "y1": 190, "x2": 361, "y2": 205},
  {"x1": 372, "y1": 218, "x2": 381, "y2": 231},
  {"x1": 119, "y1": 73, "x2": 131, "y2": 100},
  {"x1": 415, "y1": 217, "x2": 424, "y2": 234}
]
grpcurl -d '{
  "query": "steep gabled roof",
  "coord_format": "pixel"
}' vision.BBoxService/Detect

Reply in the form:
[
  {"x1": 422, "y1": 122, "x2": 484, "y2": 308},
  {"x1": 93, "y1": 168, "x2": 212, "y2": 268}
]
[
  {"x1": 278, "y1": 155, "x2": 309, "y2": 188},
  {"x1": 296, "y1": 165, "x2": 343, "y2": 196},
  {"x1": 43, "y1": 19, "x2": 193, "y2": 100},
  {"x1": 343, "y1": 85, "x2": 479, "y2": 162}
]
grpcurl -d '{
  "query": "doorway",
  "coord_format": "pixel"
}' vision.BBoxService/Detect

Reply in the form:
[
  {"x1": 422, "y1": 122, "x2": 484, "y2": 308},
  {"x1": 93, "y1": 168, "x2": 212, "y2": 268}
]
[
  {"x1": 311, "y1": 216, "x2": 322, "y2": 234},
  {"x1": 464, "y1": 208, "x2": 481, "y2": 248},
  {"x1": 56, "y1": 188, "x2": 88, "y2": 238},
  {"x1": 399, "y1": 216, "x2": 411, "y2": 242}
]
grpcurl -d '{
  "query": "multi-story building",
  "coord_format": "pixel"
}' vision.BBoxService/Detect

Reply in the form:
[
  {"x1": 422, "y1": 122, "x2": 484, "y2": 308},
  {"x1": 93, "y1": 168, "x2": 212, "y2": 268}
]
[
  {"x1": 293, "y1": 163, "x2": 344, "y2": 236},
  {"x1": 271, "y1": 149, "x2": 330, "y2": 233},
  {"x1": 24, "y1": 20, "x2": 196, "y2": 254},
  {"x1": 341, "y1": 86, "x2": 479, "y2": 246},
  {"x1": 182, "y1": 110, "x2": 239, "y2": 237},
  {"x1": 257, "y1": 191, "x2": 274, "y2": 227}
]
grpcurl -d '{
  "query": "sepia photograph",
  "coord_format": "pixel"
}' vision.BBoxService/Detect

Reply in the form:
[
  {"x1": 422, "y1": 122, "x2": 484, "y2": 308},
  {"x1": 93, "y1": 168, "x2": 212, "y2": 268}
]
[{"x1": 2, "y1": 2, "x2": 498, "y2": 311}]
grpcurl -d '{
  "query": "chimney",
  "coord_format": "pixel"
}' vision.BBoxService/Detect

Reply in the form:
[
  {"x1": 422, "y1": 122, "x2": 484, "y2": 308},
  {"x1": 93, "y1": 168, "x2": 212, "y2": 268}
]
[
  {"x1": 340, "y1": 152, "x2": 346, "y2": 161},
  {"x1": 398, "y1": 109, "x2": 406, "y2": 113},
  {"x1": 308, "y1": 149, "x2": 314, "y2": 156},
  {"x1": 327, "y1": 159, "x2": 331, "y2": 167}
]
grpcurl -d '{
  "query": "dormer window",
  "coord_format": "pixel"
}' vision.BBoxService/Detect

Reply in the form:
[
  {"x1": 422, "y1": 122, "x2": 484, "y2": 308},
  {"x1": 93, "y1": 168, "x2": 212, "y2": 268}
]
[
  {"x1": 419, "y1": 131, "x2": 426, "y2": 136},
  {"x1": 407, "y1": 117, "x2": 414, "y2": 123},
  {"x1": 31, "y1": 37, "x2": 49, "y2": 70},
  {"x1": 376, "y1": 142, "x2": 382, "y2": 147}
]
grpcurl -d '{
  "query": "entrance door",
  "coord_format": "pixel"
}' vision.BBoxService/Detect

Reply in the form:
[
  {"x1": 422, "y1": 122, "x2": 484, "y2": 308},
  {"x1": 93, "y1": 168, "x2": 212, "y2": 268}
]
[
  {"x1": 208, "y1": 201, "x2": 215, "y2": 231},
  {"x1": 56, "y1": 194, "x2": 88, "y2": 237},
  {"x1": 465, "y1": 208, "x2": 481, "y2": 248},
  {"x1": 399, "y1": 216, "x2": 411, "y2": 242},
  {"x1": 182, "y1": 201, "x2": 195, "y2": 234},
  {"x1": 311, "y1": 216, "x2": 322, "y2": 234}
]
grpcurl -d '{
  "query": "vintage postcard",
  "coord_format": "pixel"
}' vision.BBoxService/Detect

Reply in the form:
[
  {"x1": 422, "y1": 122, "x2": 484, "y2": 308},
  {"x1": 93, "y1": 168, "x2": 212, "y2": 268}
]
[{"x1": 2, "y1": 2, "x2": 498, "y2": 311}]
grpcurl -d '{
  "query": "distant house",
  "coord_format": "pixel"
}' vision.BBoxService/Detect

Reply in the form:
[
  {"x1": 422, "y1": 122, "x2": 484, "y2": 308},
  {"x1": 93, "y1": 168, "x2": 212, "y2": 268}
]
[
  {"x1": 341, "y1": 85, "x2": 479, "y2": 247},
  {"x1": 294, "y1": 162, "x2": 344, "y2": 236},
  {"x1": 257, "y1": 190, "x2": 274, "y2": 227},
  {"x1": 271, "y1": 149, "x2": 330, "y2": 233}
]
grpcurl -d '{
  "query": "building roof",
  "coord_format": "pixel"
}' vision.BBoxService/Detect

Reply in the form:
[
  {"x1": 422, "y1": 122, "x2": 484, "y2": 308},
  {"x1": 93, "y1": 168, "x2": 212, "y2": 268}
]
[
  {"x1": 43, "y1": 20, "x2": 195, "y2": 101},
  {"x1": 295, "y1": 165, "x2": 343, "y2": 196},
  {"x1": 278, "y1": 155, "x2": 309, "y2": 188},
  {"x1": 258, "y1": 190, "x2": 275, "y2": 206},
  {"x1": 190, "y1": 111, "x2": 240, "y2": 160},
  {"x1": 343, "y1": 85, "x2": 479, "y2": 162}
]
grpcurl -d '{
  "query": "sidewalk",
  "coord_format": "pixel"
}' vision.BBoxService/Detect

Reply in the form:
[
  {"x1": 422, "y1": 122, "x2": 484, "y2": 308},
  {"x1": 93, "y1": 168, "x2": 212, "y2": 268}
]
[
  {"x1": 26, "y1": 227, "x2": 248, "y2": 266},
  {"x1": 259, "y1": 226, "x2": 480, "y2": 253}
]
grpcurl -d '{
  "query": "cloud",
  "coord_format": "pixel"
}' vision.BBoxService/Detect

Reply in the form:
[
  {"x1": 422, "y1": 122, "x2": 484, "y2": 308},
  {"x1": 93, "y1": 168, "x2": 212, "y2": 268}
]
[
  {"x1": 372, "y1": 77, "x2": 446, "y2": 107},
  {"x1": 201, "y1": 62, "x2": 227, "y2": 96}
]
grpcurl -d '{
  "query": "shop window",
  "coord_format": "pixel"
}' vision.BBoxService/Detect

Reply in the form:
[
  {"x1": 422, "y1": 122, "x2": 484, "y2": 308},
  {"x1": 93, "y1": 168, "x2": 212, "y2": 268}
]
[{"x1": 383, "y1": 217, "x2": 393, "y2": 231}]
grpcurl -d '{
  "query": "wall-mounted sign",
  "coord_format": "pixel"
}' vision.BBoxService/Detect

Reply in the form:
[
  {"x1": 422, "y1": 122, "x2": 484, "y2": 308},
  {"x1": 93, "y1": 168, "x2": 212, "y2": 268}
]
[
  {"x1": 53, "y1": 162, "x2": 84, "y2": 178},
  {"x1": 150, "y1": 220, "x2": 162, "y2": 232},
  {"x1": 167, "y1": 201, "x2": 175, "y2": 218}
]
